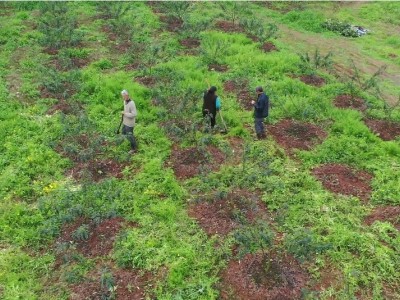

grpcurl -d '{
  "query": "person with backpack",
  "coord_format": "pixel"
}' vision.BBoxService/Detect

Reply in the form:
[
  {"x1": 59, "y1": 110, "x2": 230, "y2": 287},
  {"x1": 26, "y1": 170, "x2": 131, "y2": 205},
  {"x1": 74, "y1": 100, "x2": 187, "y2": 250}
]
[
  {"x1": 203, "y1": 85, "x2": 221, "y2": 130},
  {"x1": 121, "y1": 89, "x2": 138, "y2": 154},
  {"x1": 251, "y1": 86, "x2": 269, "y2": 140}
]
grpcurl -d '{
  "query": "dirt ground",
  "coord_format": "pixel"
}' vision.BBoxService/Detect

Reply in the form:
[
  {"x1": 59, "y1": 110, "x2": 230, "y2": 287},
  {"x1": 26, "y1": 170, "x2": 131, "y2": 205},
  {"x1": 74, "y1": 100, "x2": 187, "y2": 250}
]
[
  {"x1": 364, "y1": 206, "x2": 400, "y2": 230},
  {"x1": 312, "y1": 163, "x2": 373, "y2": 201},
  {"x1": 364, "y1": 119, "x2": 400, "y2": 141},
  {"x1": 334, "y1": 94, "x2": 367, "y2": 111},
  {"x1": 268, "y1": 119, "x2": 328, "y2": 153},
  {"x1": 219, "y1": 251, "x2": 309, "y2": 300}
]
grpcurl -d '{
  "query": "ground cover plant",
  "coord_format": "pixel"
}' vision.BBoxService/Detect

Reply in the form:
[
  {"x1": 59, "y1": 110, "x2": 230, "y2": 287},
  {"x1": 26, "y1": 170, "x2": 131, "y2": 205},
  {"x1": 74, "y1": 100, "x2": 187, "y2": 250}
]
[{"x1": 1, "y1": 2, "x2": 400, "y2": 300}]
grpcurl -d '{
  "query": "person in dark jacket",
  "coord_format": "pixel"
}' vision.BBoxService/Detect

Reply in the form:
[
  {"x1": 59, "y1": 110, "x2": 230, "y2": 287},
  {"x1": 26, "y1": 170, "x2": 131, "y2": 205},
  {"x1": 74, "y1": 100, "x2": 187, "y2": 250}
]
[
  {"x1": 203, "y1": 86, "x2": 221, "y2": 129},
  {"x1": 251, "y1": 86, "x2": 269, "y2": 139}
]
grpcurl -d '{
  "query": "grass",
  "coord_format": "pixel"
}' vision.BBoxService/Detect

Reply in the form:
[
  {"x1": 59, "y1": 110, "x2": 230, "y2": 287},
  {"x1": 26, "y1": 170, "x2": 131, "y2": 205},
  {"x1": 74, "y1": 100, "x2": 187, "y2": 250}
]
[{"x1": 0, "y1": 1, "x2": 399, "y2": 299}]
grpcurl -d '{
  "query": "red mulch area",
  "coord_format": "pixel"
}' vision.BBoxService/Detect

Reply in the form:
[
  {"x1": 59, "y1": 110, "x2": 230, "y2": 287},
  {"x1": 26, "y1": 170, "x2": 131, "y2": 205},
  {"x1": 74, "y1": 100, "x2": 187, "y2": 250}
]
[
  {"x1": 268, "y1": 119, "x2": 327, "y2": 153},
  {"x1": 135, "y1": 76, "x2": 157, "y2": 87},
  {"x1": 167, "y1": 145, "x2": 225, "y2": 180},
  {"x1": 70, "y1": 264, "x2": 152, "y2": 300},
  {"x1": 159, "y1": 15, "x2": 183, "y2": 32},
  {"x1": 47, "y1": 100, "x2": 76, "y2": 115},
  {"x1": 312, "y1": 164, "x2": 373, "y2": 201},
  {"x1": 365, "y1": 206, "x2": 400, "y2": 230},
  {"x1": 43, "y1": 48, "x2": 59, "y2": 55},
  {"x1": 219, "y1": 251, "x2": 309, "y2": 300},
  {"x1": 223, "y1": 79, "x2": 254, "y2": 110},
  {"x1": 296, "y1": 74, "x2": 326, "y2": 87},
  {"x1": 51, "y1": 57, "x2": 90, "y2": 71},
  {"x1": 67, "y1": 158, "x2": 127, "y2": 182},
  {"x1": 364, "y1": 119, "x2": 400, "y2": 141},
  {"x1": 334, "y1": 94, "x2": 367, "y2": 111},
  {"x1": 125, "y1": 62, "x2": 140, "y2": 71},
  {"x1": 56, "y1": 217, "x2": 131, "y2": 260},
  {"x1": 261, "y1": 41, "x2": 278, "y2": 52},
  {"x1": 188, "y1": 190, "x2": 267, "y2": 236},
  {"x1": 208, "y1": 63, "x2": 229, "y2": 72},
  {"x1": 215, "y1": 20, "x2": 244, "y2": 33},
  {"x1": 179, "y1": 38, "x2": 200, "y2": 49}
]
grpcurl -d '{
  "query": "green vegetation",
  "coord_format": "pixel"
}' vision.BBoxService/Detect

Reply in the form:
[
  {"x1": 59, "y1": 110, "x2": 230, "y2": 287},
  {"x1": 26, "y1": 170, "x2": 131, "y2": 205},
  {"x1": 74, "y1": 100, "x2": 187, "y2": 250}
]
[{"x1": 0, "y1": 2, "x2": 399, "y2": 299}]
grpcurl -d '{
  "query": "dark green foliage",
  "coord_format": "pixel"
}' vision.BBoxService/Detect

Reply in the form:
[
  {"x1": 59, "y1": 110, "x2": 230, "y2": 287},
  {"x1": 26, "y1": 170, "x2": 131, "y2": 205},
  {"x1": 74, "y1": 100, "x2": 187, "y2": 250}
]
[
  {"x1": 234, "y1": 221, "x2": 274, "y2": 258},
  {"x1": 161, "y1": 1, "x2": 193, "y2": 23},
  {"x1": 38, "y1": 2, "x2": 82, "y2": 49},
  {"x1": 322, "y1": 19, "x2": 360, "y2": 37},
  {"x1": 240, "y1": 18, "x2": 278, "y2": 43},
  {"x1": 298, "y1": 48, "x2": 333, "y2": 75},
  {"x1": 72, "y1": 224, "x2": 90, "y2": 241},
  {"x1": 217, "y1": 2, "x2": 247, "y2": 25},
  {"x1": 285, "y1": 229, "x2": 332, "y2": 262}
]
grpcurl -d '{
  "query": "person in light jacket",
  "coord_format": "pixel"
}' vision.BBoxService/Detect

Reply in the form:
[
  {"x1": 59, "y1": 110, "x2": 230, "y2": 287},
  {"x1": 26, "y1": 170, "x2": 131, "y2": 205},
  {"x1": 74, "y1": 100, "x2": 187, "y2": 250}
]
[{"x1": 121, "y1": 89, "x2": 137, "y2": 154}]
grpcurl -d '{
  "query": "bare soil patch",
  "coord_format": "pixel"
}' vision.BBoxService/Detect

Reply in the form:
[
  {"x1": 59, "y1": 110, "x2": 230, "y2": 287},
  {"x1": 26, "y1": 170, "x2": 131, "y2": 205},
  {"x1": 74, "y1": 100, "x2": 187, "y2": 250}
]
[
  {"x1": 215, "y1": 20, "x2": 244, "y2": 33},
  {"x1": 219, "y1": 251, "x2": 309, "y2": 300},
  {"x1": 180, "y1": 38, "x2": 200, "y2": 49},
  {"x1": 159, "y1": 15, "x2": 183, "y2": 32},
  {"x1": 268, "y1": 119, "x2": 327, "y2": 153},
  {"x1": 334, "y1": 94, "x2": 367, "y2": 111},
  {"x1": 298, "y1": 74, "x2": 326, "y2": 87},
  {"x1": 47, "y1": 100, "x2": 76, "y2": 115},
  {"x1": 167, "y1": 145, "x2": 225, "y2": 180},
  {"x1": 56, "y1": 217, "x2": 132, "y2": 261},
  {"x1": 365, "y1": 206, "x2": 400, "y2": 230},
  {"x1": 364, "y1": 119, "x2": 400, "y2": 141},
  {"x1": 208, "y1": 63, "x2": 229, "y2": 72},
  {"x1": 188, "y1": 190, "x2": 266, "y2": 236},
  {"x1": 39, "y1": 82, "x2": 77, "y2": 100},
  {"x1": 67, "y1": 158, "x2": 127, "y2": 182},
  {"x1": 261, "y1": 41, "x2": 278, "y2": 52},
  {"x1": 312, "y1": 164, "x2": 373, "y2": 201},
  {"x1": 135, "y1": 76, "x2": 157, "y2": 87},
  {"x1": 70, "y1": 264, "x2": 152, "y2": 300},
  {"x1": 223, "y1": 79, "x2": 254, "y2": 110},
  {"x1": 43, "y1": 48, "x2": 59, "y2": 55}
]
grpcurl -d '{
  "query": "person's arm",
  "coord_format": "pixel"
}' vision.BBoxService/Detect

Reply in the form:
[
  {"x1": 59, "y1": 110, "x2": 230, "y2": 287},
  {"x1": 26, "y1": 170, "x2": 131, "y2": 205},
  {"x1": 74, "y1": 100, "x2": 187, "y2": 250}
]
[
  {"x1": 216, "y1": 96, "x2": 221, "y2": 111},
  {"x1": 124, "y1": 101, "x2": 137, "y2": 118},
  {"x1": 254, "y1": 96, "x2": 264, "y2": 112}
]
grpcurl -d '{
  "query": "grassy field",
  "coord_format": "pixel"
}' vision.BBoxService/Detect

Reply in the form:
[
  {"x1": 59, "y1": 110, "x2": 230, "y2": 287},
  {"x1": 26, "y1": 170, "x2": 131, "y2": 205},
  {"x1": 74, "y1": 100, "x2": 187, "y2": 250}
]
[{"x1": 0, "y1": 2, "x2": 399, "y2": 299}]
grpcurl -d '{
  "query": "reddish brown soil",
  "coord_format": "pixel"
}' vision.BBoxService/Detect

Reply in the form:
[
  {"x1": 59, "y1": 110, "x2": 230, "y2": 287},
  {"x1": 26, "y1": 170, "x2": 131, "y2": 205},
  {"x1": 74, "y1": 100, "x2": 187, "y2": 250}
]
[
  {"x1": 125, "y1": 62, "x2": 140, "y2": 71},
  {"x1": 311, "y1": 264, "x2": 344, "y2": 294},
  {"x1": 388, "y1": 53, "x2": 398, "y2": 59},
  {"x1": 43, "y1": 48, "x2": 59, "y2": 55},
  {"x1": 188, "y1": 190, "x2": 266, "y2": 236},
  {"x1": 297, "y1": 74, "x2": 326, "y2": 87},
  {"x1": 364, "y1": 119, "x2": 400, "y2": 141},
  {"x1": 268, "y1": 119, "x2": 328, "y2": 153},
  {"x1": 334, "y1": 94, "x2": 367, "y2": 111},
  {"x1": 180, "y1": 38, "x2": 200, "y2": 49},
  {"x1": 135, "y1": 76, "x2": 157, "y2": 87},
  {"x1": 57, "y1": 217, "x2": 129, "y2": 258},
  {"x1": 167, "y1": 145, "x2": 225, "y2": 180},
  {"x1": 220, "y1": 252, "x2": 309, "y2": 300},
  {"x1": 312, "y1": 164, "x2": 373, "y2": 201},
  {"x1": 364, "y1": 206, "x2": 400, "y2": 230},
  {"x1": 159, "y1": 15, "x2": 183, "y2": 32},
  {"x1": 51, "y1": 56, "x2": 90, "y2": 71},
  {"x1": 261, "y1": 41, "x2": 278, "y2": 52},
  {"x1": 47, "y1": 100, "x2": 75, "y2": 115},
  {"x1": 101, "y1": 24, "x2": 117, "y2": 41},
  {"x1": 208, "y1": 63, "x2": 229, "y2": 72},
  {"x1": 215, "y1": 20, "x2": 244, "y2": 33},
  {"x1": 70, "y1": 264, "x2": 152, "y2": 300},
  {"x1": 113, "y1": 40, "x2": 132, "y2": 53},
  {"x1": 67, "y1": 158, "x2": 127, "y2": 182},
  {"x1": 223, "y1": 79, "x2": 254, "y2": 110},
  {"x1": 39, "y1": 82, "x2": 77, "y2": 100}
]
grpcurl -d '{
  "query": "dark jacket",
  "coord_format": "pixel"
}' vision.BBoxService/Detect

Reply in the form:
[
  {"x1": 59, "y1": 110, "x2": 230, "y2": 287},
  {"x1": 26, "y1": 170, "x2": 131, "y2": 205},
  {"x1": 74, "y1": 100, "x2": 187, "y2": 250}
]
[
  {"x1": 203, "y1": 91, "x2": 217, "y2": 117},
  {"x1": 254, "y1": 92, "x2": 269, "y2": 118}
]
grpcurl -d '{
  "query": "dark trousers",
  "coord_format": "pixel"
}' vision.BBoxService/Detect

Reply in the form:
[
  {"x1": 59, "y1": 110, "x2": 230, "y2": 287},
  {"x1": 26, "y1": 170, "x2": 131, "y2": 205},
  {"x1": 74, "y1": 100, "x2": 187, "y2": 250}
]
[
  {"x1": 254, "y1": 117, "x2": 265, "y2": 134},
  {"x1": 203, "y1": 110, "x2": 216, "y2": 128},
  {"x1": 122, "y1": 125, "x2": 137, "y2": 150}
]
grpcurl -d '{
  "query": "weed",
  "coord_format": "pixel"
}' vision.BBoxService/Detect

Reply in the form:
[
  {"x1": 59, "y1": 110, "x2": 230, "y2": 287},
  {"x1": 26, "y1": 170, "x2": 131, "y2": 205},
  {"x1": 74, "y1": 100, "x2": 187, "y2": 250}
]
[
  {"x1": 72, "y1": 224, "x2": 90, "y2": 241},
  {"x1": 298, "y1": 48, "x2": 333, "y2": 75}
]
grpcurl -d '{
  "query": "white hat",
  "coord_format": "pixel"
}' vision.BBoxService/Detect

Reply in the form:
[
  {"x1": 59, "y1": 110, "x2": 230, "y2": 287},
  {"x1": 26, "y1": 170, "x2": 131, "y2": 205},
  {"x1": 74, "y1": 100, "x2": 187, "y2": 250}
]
[{"x1": 121, "y1": 89, "x2": 129, "y2": 95}]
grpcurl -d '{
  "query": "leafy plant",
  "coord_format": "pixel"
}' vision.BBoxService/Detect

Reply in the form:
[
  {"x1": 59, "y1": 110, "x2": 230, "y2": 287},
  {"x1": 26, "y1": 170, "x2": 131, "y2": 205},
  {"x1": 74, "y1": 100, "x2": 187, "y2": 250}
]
[
  {"x1": 38, "y1": 2, "x2": 82, "y2": 49},
  {"x1": 298, "y1": 48, "x2": 333, "y2": 75},
  {"x1": 240, "y1": 18, "x2": 279, "y2": 43},
  {"x1": 200, "y1": 38, "x2": 229, "y2": 65},
  {"x1": 161, "y1": 1, "x2": 193, "y2": 23},
  {"x1": 322, "y1": 19, "x2": 360, "y2": 37},
  {"x1": 72, "y1": 224, "x2": 90, "y2": 241},
  {"x1": 234, "y1": 220, "x2": 274, "y2": 258},
  {"x1": 218, "y1": 2, "x2": 246, "y2": 25}
]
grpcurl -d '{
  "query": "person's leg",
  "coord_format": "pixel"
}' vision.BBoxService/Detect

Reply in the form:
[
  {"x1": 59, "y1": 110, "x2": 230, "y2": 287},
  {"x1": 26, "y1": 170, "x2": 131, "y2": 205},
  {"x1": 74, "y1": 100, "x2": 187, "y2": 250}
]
[
  {"x1": 210, "y1": 114, "x2": 216, "y2": 128},
  {"x1": 255, "y1": 118, "x2": 264, "y2": 139},
  {"x1": 123, "y1": 125, "x2": 137, "y2": 150}
]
